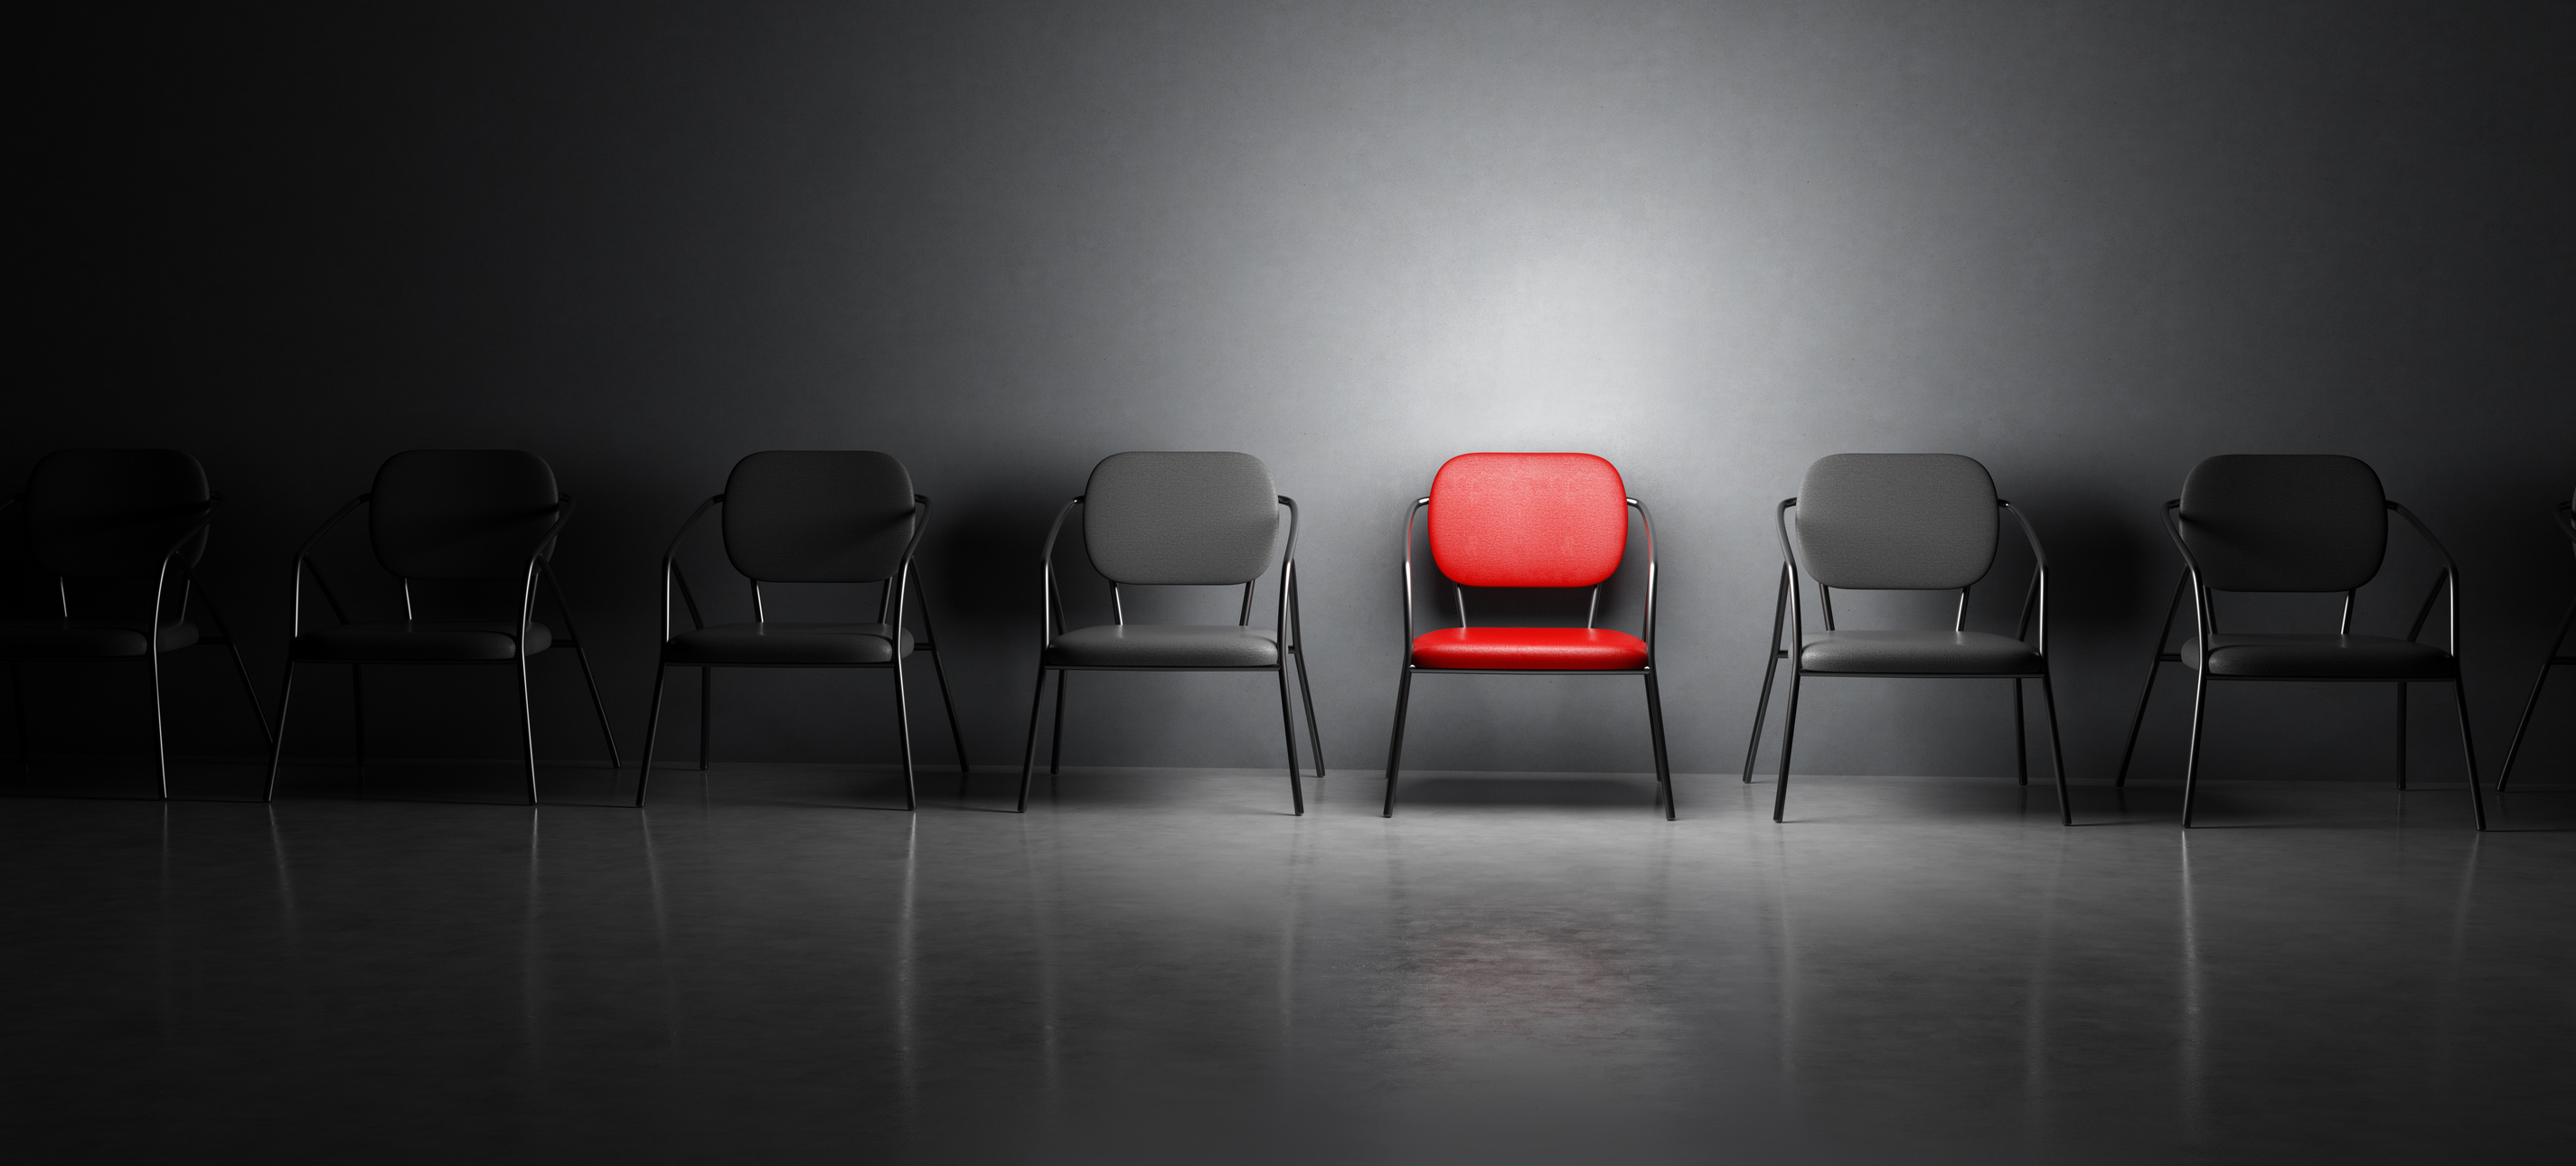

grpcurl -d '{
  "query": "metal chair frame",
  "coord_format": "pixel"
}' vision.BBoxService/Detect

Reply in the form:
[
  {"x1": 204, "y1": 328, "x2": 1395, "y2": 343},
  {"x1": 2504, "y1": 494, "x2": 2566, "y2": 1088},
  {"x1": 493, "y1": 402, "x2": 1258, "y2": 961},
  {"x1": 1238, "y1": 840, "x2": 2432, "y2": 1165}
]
[
  {"x1": 1741, "y1": 496, "x2": 2069, "y2": 824},
  {"x1": 2496, "y1": 499, "x2": 2576, "y2": 791},
  {"x1": 1016, "y1": 494, "x2": 1322, "y2": 814},
  {"x1": 2111, "y1": 498, "x2": 2487, "y2": 830},
  {"x1": 3, "y1": 494, "x2": 272, "y2": 799},
  {"x1": 635, "y1": 493, "x2": 971, "y2": 810},
  {"x1": 264, "y1": 493, "x2": 619, "y2": 804},
  {"x1": 1382, "y1": 495, "x2": 1672, "y2": 819}
]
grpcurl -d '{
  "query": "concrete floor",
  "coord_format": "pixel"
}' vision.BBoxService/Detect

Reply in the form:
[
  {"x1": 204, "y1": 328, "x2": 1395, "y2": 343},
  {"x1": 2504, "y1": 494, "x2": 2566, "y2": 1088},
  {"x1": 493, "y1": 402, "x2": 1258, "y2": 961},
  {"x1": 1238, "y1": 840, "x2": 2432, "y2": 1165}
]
[{"x1": 4, "y1": 760, "x2": 2571, "y2": 1164}]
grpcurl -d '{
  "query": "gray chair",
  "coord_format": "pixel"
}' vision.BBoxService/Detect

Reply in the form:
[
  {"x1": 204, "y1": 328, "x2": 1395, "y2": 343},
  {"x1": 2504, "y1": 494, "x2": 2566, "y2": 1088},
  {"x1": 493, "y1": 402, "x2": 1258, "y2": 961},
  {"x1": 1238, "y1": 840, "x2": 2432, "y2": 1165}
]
[
  {"x1": 2, "y1": 450, "x2": 270, "y2": 798},
  {"x1": 2496, "y1": 489, "x2": 2576, "y2": 791},
  {"x1": 265, "y1": 451, "x2": 619, "y2": 804},
  {"x1": 1741, "y1": 454, "x2": 2069, "y2": 824},
  {"x1": 1015, "y1": 452, "x2": 1321, "y2": 814},
  {"x1": 635, "y1": 451, "x2": 968, "y2": 810},
  {"x1": 2111, "y1": 455, "x2": 2486, "y2": 829}
]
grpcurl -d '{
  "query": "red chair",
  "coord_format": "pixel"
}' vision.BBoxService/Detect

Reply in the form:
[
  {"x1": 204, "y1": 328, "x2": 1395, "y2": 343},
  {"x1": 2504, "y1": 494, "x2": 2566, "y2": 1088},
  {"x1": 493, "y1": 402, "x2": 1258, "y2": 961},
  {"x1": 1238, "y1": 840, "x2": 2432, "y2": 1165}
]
[{"x1": 1382, "y1": 453, "x2": 1671, "y2": 817}]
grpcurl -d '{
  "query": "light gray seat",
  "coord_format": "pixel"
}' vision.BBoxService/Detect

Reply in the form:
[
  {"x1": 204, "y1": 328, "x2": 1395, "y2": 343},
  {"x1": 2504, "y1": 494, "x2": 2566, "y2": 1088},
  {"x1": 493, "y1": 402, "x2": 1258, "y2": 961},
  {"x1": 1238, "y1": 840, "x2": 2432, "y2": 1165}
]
[
  {"x1": 268, "y1": 450, "x2": 618, "y2": 805},
  {"x1": 2176, "y1": 634, "x2": 2453, "y2": 679},
  {"x1": 1799, "y1": 629, "x2": 2040, "y2": 675},
  {"x1": 637, "y1": 451, "x2": 969, "y2": 809},
  {"x1": 1743, "y1": 453, "x2": 2070, "y2": 824},
  {"x1": 665, "y1": 621, "x2": 912, "y2": 666},
  {"x1": 1019, "y1": 451, "x2": 1322, "y2": 814},
  {"x1": 2112, "y1": 454, "x2": 2486, "y2": 830},
  {"x1": 1045, "y1": 624, "x2": 1279, "y2": 668}
]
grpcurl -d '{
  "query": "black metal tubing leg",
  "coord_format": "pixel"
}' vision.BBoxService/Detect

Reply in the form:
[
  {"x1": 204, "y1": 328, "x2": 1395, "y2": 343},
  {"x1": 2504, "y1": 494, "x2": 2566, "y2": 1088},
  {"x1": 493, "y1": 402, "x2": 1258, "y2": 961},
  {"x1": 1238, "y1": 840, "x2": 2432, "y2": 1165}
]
[
  {"x1": 1293, "y1": 644, "x2": 1326, "y2": 778},
  {"x1": 1644, "y1": 669, "x2": 1674, "y2": 821},
  {"x1": 148, "y1": 644, "x2": 170, "y2": 801},
  {"x1": 223, "y1": 642, "x2": 274, "y2": 750},
  {"x1": 1048, "y1": 671, "x2": 1067, "y2": 775},
  {"x1": 1771, "y1": 669, "x2": 1804, "y2": 823},
  {"x1": 1742, "y1": 649, "x2": 1782, "y2": 784},
  {"x1": 2114, "y1": 661, "x2": 2163, "y2": 788},
  {"x1": 2013, "y1": 680, "x2": 2028, "y2": 786},
  {"x1": 569, "y1": 642, "x2": 622, "y2": 769},
  {"x1": 891, "y1": 657, "x2": 918, "y2": 813},
  {"x1": 2039, "y1": 669, "x2": 2072, "y2": 826},
  {"x1": 2451, "y1": 677, "x2": 2487, "y2": 832},
  {"x1": 2179, "y1": 669, "x2": 2213, "y2": 828},
  {"x1": 2395, "y1": 682, "x2": 2409, "y2": 790},
  {"x1": 9, "y1": 662, "x2": 24, "y2": 774},
  {"x1": 636, "y1": 663, "x2": 672, "y2": 807},
  {"x1": 1274, "y1": 665, "x2": 1305, "y2": 815},
  {"x1": 698, "y1": 667, "x2": 711, "y2": 772},
  {"x1": 1381, "y1": 668, "x2": 1415, "y2": 818},
  {"x1": 518, "y1": 654, "x2": 540, "y2": 806},
  {"x1": 1015, "y1": 667, "x2": 1052, "y2": 813},
  {"x1": 264, "y1": 663, "x2": 298, "y2": 802},
  {"x1": 913, "y1": 594, "x2": 972, "y2": 775},
  {"x1": 2497, "y1": 594, "x2": 2574, "y2": 792},
  {"x1": 352, "y1": 663, "x2": 366, "y2": 773}
]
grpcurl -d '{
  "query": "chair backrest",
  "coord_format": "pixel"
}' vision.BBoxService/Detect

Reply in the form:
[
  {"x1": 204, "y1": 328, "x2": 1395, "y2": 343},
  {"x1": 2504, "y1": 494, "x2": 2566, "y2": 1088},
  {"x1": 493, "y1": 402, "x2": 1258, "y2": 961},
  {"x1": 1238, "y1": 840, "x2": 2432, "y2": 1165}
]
[
  {"x1": 721, "y1": 451, "x2": 917, "y2": 583},
  {"x1": 1427, "y1": 452, "x2": 1628, "y2": 588},
  {"x1": 23, "y1": 449, "x2": 212, "y2": 578},
  {"x1": 1083, "y1": 452, "x2": 1280, "y2": 586},
  {"x1": 1796, "y1": 454, "x2": 1997, "y2": 590},
  {"x1": 370, "y1": 450, "x2": 561, "y2": 580},
  {"x1": 2177, "y1": 455, "x2": 2385, "y2": 592}
]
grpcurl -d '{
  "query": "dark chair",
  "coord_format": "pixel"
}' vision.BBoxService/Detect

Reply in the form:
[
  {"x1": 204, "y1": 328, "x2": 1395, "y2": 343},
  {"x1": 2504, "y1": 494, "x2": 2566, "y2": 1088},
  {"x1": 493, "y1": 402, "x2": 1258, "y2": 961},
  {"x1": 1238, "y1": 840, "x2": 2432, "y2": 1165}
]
[
  {"x1": 2497, "y1": 489, "x2": 2576, "y2": 790},
  {"x1": 637, "y1": 451, "x2": 969, "y2": 810},
  {"x1": 264, "y1": 451, "x2": 618, "y2": 804},
  {"x1": 1740, "y1": 454, "x2": 2068, "y2": 823},
  {"x1": 2111, "y1": 455, "x2": 2485, "y2": 829},
  {"x1": 1016, "y1": 452, "x2": 1322, "y2": 814},
  {"x1": 2, "y1": 450, "x2": 269, "y2": 798},
  {"x1": 1382, "y1": 452, "x2": 1670, "y2": 817}
]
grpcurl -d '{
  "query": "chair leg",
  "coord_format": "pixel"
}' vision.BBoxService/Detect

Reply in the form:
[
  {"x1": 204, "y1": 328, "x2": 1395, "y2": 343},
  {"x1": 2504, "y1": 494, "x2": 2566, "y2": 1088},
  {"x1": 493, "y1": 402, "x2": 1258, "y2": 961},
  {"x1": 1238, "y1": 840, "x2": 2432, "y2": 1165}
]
[
  {"x1": 9, "y1": 663, "x2": 25, "y2": 775},
  {"x1": 570, "y1": 644, "x2": 621, "y2": 769},
  {"x1": 2451, "y1": 677, "x2": 2487, "y2": 832},
  {"x1": 224, "y1": 643, "x2": 274, "y2": 749},
  {"x1": 2497, "y1": 594, "x2": 2574, "y2": 792},
  {"x1": 2114, "y1": 660, "x2": 2163, "y2": 788},
  {"x1": 698, "y1": 667, "x2": 712, "y2": 771},
  {"x1": 2039, "y1": 670, "x2": 2073, "y2": 827},
  {"x1": 1048, "y1": 671, "x2": 1067, "y2": 775},
  {"x1": 1381, "y1": 668, "x2": 1415, "y2": 818},
  {"x1": 2394, "y1": 682, "x2": 2409, "y2": 790},
  {"x1": 518, "y1": 654, "x2": 540, "y2": 806},
  {"x1": 351, "y1": 663, "x2": 366, "y2": 773},
  {"x1": 1292, "y1": 644, "x2": 1326, "y2": 778},
  {"x1": 891, "y1": 658, "x2": 918, "y2": 813},
  {"x1": 148, "y1": 648, "x2": 170, "y2": 802},
  {"x1": 1016, "y1": 667, "x2": 1051, "y2": 813},
  {"x1": 265, "y1": 663, "x2": 298, "y2": 803},
  {"x1": 926, "y1": 647, "x2": 971, "y2": 776},
  {"x1": 1645, "y1": 669, "x2": 1674, "y2": 821},
  {"x1": 1274, "y1": 666, "x2": 1305, "y2": 815},
  {"x1": 1742, "y1": 649, "x2": 1782, "y2": 784},
  {"x1": 1771, "y1": 669, "x2": 1804, "y2": 823},
  {"x1": 636, "y1": 663, "x2": 671, "y2": 807},
  {"x1": 2179, "y1": 670, "x2": 2212, "y2": 828},
  {"x1": 2013, "y1": 680, "x2": 2028, "y2": 786}
]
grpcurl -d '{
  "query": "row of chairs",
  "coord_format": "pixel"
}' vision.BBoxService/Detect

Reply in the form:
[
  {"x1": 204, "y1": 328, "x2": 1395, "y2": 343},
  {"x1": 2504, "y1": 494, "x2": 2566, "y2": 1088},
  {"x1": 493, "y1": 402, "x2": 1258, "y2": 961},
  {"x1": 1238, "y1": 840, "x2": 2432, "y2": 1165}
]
[{"x1": 4, "y1": 448, "x2": 2568, "y2": 830}]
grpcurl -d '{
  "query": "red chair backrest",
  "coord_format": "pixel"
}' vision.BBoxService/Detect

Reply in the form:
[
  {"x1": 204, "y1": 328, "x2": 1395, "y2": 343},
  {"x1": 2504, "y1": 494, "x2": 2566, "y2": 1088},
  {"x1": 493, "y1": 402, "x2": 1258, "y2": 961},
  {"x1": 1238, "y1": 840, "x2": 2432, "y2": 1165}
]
[{"x1": 1427, "y1": 453, "x2": 1629, "y2": 588}]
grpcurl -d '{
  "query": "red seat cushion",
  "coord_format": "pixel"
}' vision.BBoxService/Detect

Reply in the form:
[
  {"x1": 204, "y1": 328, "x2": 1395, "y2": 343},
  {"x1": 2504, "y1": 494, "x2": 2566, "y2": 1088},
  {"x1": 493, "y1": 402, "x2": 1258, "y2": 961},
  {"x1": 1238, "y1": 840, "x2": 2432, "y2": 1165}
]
[
  {"x1": 1410, "y1": 626, "x2": 1649, "y2": 671},
  {"x1": 1428, "y1": 453, "x2": 1629, "y2": 588}
]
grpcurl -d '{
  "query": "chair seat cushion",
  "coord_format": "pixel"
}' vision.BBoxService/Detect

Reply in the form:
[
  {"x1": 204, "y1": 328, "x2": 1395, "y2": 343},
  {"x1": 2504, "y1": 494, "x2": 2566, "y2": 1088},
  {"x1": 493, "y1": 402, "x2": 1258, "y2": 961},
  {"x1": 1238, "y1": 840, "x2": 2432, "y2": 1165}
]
[
  {"x1": 667, "y1": 622, "x2": 913, "y2": 665},
  {"x1": 296, "y1": 620, "x2": 551, "y2": 662},
  {"x1": 1799, "y1": 630, "x2": 2038, "y2": 675},
  {"x1": 1410, "y1": 626, "x2": 1649, "y2": 671},
  {"x1": 1047, "y1": 625, "x2": 1279, "y2": 668},
  {"x1": 2178, "y1": 634, "x2": 2454, "y2": 679},
  {"x1": 0, "y1": 619, "x2": 199, "y2": 659}
]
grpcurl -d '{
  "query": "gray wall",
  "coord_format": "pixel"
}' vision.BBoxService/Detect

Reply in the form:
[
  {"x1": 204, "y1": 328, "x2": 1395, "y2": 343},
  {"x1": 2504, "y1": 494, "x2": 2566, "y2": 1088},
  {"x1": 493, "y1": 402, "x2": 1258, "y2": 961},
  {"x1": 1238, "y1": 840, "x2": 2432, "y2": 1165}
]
[{"x1": 22, "y1": 0, "x2": 2574, "y2": 784}]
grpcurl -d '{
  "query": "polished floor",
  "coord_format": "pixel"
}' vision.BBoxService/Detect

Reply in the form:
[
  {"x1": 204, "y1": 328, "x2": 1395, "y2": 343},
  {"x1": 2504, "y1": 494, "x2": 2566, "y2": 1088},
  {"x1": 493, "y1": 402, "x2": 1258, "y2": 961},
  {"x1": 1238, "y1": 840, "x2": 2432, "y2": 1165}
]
[{"x1": 4, "y1": 759, "x2": 2571, "y2": 1164}]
